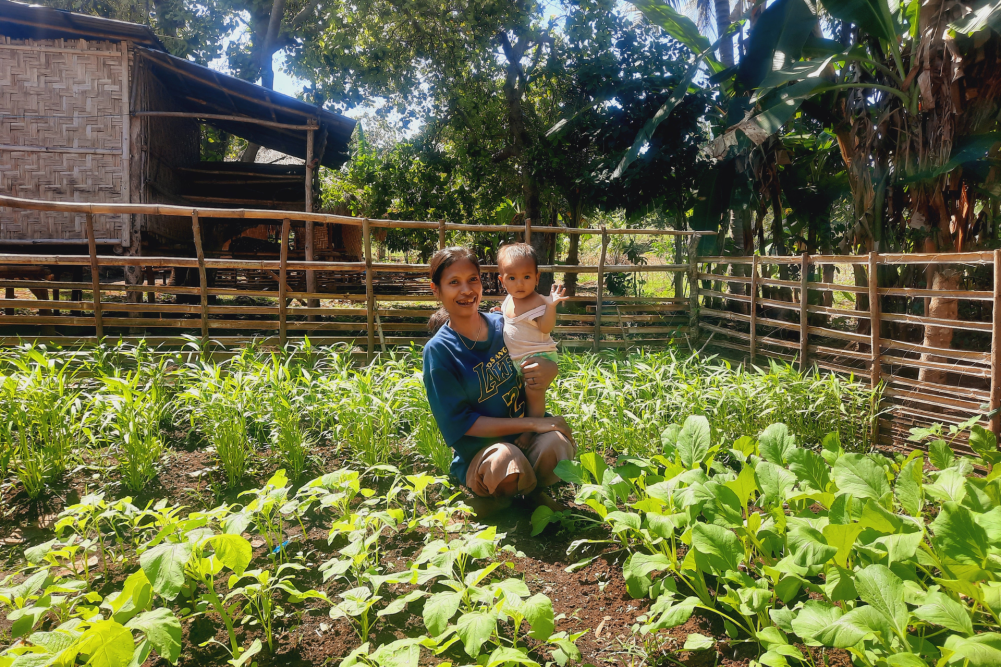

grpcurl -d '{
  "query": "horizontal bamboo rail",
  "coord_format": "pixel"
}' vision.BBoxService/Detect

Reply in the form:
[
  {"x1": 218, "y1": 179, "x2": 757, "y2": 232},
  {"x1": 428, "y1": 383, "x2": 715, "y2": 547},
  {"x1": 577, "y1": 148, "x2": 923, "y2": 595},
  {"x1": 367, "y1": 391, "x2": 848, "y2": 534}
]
[
  {"x1": 697, "y1": 251, "x2": 1001, "y2": 447},
  {"x1": 0, "y1": 196, "x2": 709, "y2": 357}
]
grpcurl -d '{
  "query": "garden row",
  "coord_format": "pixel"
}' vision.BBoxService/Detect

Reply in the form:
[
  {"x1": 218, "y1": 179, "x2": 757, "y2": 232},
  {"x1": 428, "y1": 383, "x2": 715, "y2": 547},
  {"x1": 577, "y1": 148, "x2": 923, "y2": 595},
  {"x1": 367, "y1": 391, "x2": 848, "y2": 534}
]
[{"x1": 0, "y1": 340, "x2": 878, "y2": 500}]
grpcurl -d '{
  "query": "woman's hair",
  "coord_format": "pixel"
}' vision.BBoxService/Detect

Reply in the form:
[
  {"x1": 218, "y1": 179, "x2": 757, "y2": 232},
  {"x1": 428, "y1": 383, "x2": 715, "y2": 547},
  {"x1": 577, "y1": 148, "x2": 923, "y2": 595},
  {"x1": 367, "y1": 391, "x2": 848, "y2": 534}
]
[
  {"x1": 497, "y1": 242, "x2": 538, "y2": 272},
  {"x1": 428, "y1": 246, "x2": 481, "y2": 332}
]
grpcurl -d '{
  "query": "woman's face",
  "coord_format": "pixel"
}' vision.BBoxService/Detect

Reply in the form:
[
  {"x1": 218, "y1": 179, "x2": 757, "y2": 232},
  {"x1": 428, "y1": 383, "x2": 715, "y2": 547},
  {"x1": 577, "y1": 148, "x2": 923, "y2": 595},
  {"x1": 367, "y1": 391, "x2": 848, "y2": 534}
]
[{"x1": 433, "y1": 259, "x2": 482, "y2": 319}]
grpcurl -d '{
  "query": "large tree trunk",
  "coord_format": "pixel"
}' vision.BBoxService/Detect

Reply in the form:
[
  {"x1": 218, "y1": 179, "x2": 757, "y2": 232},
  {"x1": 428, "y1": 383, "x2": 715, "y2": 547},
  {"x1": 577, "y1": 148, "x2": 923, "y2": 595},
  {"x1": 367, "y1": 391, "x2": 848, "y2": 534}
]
[
  {"x1": 714, "y1": 0, "x2": 734, "y2": 67},
  {"x1": 241, "y1": 0, "x2": 287, "y2": 163},
  {"x1": 919, "y1": 268, "x2": 962, "y2": 383}
]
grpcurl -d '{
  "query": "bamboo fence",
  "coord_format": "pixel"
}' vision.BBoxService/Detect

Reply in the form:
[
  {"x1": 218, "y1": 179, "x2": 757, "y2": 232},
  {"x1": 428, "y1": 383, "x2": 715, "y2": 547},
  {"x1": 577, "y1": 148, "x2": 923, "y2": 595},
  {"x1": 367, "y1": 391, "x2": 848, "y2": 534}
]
[
  {"x1": 0, "y1": 194, "x2": 704, "y2": 357},
  {"x1": 5, "y1": 195, "x2": 999, "y2": 451},
  {"x1": 698, "y1": 252, "x2": 999, "y2": 452}
]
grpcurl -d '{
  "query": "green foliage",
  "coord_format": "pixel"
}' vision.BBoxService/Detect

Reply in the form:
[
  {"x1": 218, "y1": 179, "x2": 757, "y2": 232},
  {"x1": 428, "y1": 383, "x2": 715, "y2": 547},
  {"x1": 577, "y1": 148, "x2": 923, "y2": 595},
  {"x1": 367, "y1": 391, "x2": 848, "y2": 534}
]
[{"x1": 547, "y1": 416, "x2": 1001, "y2": 667}]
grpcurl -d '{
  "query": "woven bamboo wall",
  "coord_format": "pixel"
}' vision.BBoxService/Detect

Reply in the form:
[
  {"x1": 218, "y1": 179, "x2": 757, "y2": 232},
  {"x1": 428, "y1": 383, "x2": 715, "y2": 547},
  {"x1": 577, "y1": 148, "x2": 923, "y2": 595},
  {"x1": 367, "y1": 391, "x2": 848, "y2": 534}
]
[{"x1": 0, "y1": 37, "x2": 127, "y2": 242}]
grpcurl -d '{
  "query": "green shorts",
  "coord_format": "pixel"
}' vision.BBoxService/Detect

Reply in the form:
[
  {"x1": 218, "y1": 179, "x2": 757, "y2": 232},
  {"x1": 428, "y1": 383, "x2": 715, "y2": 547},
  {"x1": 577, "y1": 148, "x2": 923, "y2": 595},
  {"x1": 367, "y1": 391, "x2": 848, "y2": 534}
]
[{"x1": 515, "y1": 351, "x2": 559, "y2": 376}]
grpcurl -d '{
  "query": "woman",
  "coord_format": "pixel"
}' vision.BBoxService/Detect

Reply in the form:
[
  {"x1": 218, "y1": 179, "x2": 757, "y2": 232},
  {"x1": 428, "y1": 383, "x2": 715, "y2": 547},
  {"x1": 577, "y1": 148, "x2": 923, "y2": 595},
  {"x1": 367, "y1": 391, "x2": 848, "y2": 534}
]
[{"x1": 422, "y1": 247, "x2": 577, "y2": 518}]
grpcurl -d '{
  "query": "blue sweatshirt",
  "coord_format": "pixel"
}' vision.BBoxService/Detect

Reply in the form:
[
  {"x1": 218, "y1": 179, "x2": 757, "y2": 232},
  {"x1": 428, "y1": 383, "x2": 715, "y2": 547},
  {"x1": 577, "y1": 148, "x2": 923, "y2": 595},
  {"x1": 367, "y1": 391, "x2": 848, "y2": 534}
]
[{"x1": 422, "y1": 312, "x2": 526, "y2": 482}]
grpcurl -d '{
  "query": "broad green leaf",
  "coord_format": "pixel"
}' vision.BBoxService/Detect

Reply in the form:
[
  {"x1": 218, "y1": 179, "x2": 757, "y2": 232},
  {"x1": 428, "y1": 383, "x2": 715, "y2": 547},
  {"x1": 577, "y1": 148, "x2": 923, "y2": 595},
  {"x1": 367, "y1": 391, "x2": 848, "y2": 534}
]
[
  {"x1": 913, "y1": 591, "x2": 973, "y2": 636},
  {"x1": 368, "y1": 638, "x2": 421, "y2": 667},
  {"x1": 929, "y1": 440, "x2": 955, "y2": 470},
  {"x1": 553, "y1": 460, "x2": 585, "y2": 485},
  {"x1": 622, "y1": 552, "x2": 672, "y2": 598},
  {"x1": 522, "y1": 593, "x2": 555, "y2": 641},
  {"x1": 377, "y1": 590, "x2": 426, "y2": 617},
  {"x1": 931, "y1": 501, "x2": 990, "y2": 565},
  {"x1": 702, "y1": 483, "x2": 744, "y2": 528},
  {"x1": 886, "y1": 653, "x2": 926, "y2": 667},
  {"x1": 821, "y1": 0, "x2": 899, "y2": 43},
  {"x1": 791, "y1": 600, "x2": 842, "y2": 641},
  {"x1": 423, "y1": 591, "x2": 462, "y2": 636},
  {"x1": 649, "y1": 596, "x2": 700, "y2": 629},
  {"x1": 755, "y1": 461, "x2": 797, "y2": 504},
  {"x1": 683, "y1": 633, "x2": 714, "y2": 650},
  {"x1": 139, "y1": 542, "x2": 192, "y2": 601},
  {"x1": 126, "y1": 609, "x2": 182, "y2": 665},
  {"x1": 76, "y1": 620, "x2": 135, "y2": 667},
  {"x1": 822, "y1": 523, "x2": 864, "y2": 567},
  {"x1": 456, "y1": 612, "x2": 497, "y2": 657},
  {"x1": 209, "y1": 534, "x2": 252, "y2": 576},
  {"x1": 854, "y1": 564, "x2": 907, "y2": 636},
  {"x1": 822, "y1": 605, "x2": 890, "y2": 648},
  {"x1": 579, "y1": 453, "x2": 607, "y2": 486},
  {"x1": 827, "y1": 493, "x2": 853, "y2": 525},
  {"x1": 629, "y1": 0, "x2": 713, "y2": 57},
  {"x1": 530, "y1": 506, "x2": 555, "y2": 536},
  {"x1": 895, "y1": 456, "x2": 923, "y2": 516},
  {"x1": 485, "y1": 646, "x2": 541, "y2": 667},
  {"x1": 759, "y1": 423, "x2": 796, "y2": 466},
  {"x1": 787, "y1": 526, "x2": 837, "y2": 569},
  {"x1": 677, "y1": 415, "x2": 711, "y2": 469},
  {"x1": 832, "y1": 454, "x2": 890, "y2": 503},
  {"x1": 691, "y1": 523, "x2": 743, "y2": 574},
  {"x1": 858, "y1": 498, "x2": 902, "y2": 534},
  {"x1": 970, "y1": 424, "x2": 998, "y2": 457},
  {"x1": 926, "y1": 468, "x2": 967, "y2": 504},
  {"x1": 723, "y1": 465, "x2": 759, "y2": 510},
  {"x1": 945, "y1": 632, "x2": 1001, "y2": 667},
  {"x1": 788, "y1": 449, "x2": 831, "y2": 494},
  {"x1": 873, "y1": 532, "x2": 923, "y2": 564},
  {"x1": 821, "y1": 432, "x2": 843, "y2": 465}
]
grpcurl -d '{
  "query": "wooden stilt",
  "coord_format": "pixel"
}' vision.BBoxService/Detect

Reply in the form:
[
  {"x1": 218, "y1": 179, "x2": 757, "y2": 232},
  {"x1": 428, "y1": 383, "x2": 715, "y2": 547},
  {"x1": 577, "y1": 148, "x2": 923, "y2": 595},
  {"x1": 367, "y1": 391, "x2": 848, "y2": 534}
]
[
  {"x1": 364, "y1": 218, "x2": 375, "y2": 361},
  {"x1": 800, "y1": 252, "x2": 809, "y2": 371},
  {"x1": 305, "y1": 128, "x2": 318, "y2": 320},
  {"x1": 593, "y1": 227, "x2": 608, "y2": 351},
  {"x1": 439, "y1": 219, "x2": 447, "y2": 250},
  {"x1": 85, "y1": 213, "x2": 103, "y2": 339},
  {"x1": 279, "y1": 218, "x2": 290, "y2": 349},
  {"x1": 191, "y1": 212, "x2": 209, "y2": 344},
  {"x1": 688, "y1": 235, "x2": 700, "y2": 345},
  {"x1": 525, "y1": 217, "x2": 532, "y2": 244}
]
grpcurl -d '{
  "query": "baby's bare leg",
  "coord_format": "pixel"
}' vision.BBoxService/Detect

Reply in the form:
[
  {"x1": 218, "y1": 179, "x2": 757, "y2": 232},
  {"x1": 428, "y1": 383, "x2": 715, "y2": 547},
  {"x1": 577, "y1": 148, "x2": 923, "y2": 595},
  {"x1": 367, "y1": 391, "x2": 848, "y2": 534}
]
[{"x1": 525, "y1": 383, "x2": 547, "y2": 419}]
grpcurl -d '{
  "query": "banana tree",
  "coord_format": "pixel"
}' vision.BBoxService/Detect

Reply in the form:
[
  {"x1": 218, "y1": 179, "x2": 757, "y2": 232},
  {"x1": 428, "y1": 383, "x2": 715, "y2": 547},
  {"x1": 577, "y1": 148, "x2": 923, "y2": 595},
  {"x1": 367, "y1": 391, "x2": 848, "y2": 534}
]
[{"x1": 626, "y1": 0, "x2": 1001, "y2": 375}]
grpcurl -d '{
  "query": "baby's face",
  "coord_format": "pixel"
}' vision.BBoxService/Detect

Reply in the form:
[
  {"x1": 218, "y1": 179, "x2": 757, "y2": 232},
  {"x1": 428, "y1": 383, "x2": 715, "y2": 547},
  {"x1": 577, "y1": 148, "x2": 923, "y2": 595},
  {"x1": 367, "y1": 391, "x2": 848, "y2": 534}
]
[{"x1": 499, "y1": 257, "x2": 539, "y2": 300}]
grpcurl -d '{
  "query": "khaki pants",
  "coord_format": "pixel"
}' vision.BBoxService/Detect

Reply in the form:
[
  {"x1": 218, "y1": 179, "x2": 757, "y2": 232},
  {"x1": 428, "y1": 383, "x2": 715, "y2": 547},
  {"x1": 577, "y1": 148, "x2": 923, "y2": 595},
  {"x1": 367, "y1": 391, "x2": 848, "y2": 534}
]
[{"x1": 464, "y1": 431, "x2": 576, "y2": 498}]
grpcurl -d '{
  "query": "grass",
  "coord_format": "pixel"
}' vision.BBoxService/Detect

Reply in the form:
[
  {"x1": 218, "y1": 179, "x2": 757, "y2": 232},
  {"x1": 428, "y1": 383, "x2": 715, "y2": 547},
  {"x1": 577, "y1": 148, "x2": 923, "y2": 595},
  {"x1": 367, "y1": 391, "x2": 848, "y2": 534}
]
[{"x1": 0, "y1": 340, "x2": 880, "y2": 497}]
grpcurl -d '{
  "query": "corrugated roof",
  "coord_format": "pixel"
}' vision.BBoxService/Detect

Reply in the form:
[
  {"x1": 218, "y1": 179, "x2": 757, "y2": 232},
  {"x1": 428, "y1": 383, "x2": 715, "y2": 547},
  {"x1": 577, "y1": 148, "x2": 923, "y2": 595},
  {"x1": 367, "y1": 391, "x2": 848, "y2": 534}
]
[
  {"x1": 0, "y1": 0, "x2": 164, "y2": 49},
  {"x1": 135, "y1": 47, "x2": 355, "y2": 169}
]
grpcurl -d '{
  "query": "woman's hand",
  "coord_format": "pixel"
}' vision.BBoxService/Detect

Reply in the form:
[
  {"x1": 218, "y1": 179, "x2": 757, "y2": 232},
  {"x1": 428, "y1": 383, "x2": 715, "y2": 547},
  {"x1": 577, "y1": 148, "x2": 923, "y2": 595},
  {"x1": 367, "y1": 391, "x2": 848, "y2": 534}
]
[
  {"x1": 521, "y1": 356, "x2": 557, "y2": 391},
  {"x1": 528, "y1": 416, "x2": 573, "y2": 440}
]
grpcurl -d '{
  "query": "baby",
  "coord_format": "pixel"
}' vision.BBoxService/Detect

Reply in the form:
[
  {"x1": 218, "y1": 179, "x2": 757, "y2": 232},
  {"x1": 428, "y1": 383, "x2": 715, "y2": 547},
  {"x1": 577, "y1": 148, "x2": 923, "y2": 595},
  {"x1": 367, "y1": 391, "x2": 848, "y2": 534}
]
[{"x1": 496, "y1": 243, "x2": 568, "y2": 426}]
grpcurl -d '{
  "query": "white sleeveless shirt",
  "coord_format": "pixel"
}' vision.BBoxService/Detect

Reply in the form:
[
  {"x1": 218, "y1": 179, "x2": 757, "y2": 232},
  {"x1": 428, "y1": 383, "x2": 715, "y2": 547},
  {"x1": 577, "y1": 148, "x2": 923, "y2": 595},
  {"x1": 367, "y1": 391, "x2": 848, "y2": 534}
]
[{"x1": 501, "y1": 295, "x2": 558, "y2": 362}]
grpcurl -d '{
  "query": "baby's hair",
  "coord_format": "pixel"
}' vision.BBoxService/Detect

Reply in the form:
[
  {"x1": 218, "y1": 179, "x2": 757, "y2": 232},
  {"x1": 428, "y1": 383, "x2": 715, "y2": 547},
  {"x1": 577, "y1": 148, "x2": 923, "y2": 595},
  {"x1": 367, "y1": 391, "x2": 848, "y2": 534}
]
[{"x1": 497, "y1": 243, "x2": 538, "y2": 272}]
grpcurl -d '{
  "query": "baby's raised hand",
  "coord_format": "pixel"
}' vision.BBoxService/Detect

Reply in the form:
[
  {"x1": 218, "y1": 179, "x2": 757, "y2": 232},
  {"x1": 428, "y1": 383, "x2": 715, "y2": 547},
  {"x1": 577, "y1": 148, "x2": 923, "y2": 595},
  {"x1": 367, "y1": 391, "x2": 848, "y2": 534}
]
[{"x1": 549, "y1": 283, "x2": 569, "y2": 305}]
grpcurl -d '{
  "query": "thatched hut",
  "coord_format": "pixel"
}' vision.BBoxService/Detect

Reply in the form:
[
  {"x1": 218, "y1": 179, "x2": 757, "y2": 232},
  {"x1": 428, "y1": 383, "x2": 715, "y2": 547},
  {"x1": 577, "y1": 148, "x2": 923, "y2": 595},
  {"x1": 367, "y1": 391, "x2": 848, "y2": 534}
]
[{"x1": 0, "y1": 0, "x2": 359, "y2": 293}]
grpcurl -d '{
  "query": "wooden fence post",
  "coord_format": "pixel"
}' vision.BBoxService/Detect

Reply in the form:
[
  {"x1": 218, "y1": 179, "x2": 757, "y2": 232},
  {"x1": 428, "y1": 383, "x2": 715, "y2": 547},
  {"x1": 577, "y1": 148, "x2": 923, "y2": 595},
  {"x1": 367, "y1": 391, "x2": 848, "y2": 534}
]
[
  {"x1": 438, "y1": 219, "x2": 446, "y2": 250},
  {"x1": 688, "y1": 235, "x2": 700, "y2": 344},
  {"x1": 279, "y1": 218, "x2": 290, "y2": 349},
  {"x1": 800, "y1": 252, "x2": 809, "y2": 371},
  {"x1": 593, "y1": 226, "x2": 608, "y2": 351},
  {"x1": 991, "y1": 248, "x2": 1001, "y2": 436},
  {"x1": 85, "y1": 213, "x2": 104, "y2": 339},
  {"x1": 749, "y1": 254, "x2": 758, "y2": 363},
  {"x1": 305, "y1": 127, "x2": 317, "y2": 320},
  {"x1": 868, "y1": 251, "x2": 881, "y2": 447},
  {"x1": 364, "y1": 217, "x2": 375, "y2": 361},
  {"x1": 191, "y1": 212, "x2": 209, "y2": 344},
  {"x1": 525, "y1": 218, "x2": 532, "y2": 244}
]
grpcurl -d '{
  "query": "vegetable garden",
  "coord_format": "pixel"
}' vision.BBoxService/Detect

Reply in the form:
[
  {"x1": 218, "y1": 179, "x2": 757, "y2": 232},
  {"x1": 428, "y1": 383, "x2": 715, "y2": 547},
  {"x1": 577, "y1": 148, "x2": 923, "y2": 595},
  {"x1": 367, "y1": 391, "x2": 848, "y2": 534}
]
[{"x1": 0, "y1": 340, "x2": 995, "y2": 667}]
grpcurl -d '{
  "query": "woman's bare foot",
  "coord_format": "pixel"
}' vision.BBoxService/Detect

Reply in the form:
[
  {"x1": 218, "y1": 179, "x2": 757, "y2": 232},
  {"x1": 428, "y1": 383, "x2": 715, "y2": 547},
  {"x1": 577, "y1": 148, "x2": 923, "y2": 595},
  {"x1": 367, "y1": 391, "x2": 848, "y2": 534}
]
[
  {"x1": 527, "y1": 489, "x2": 566, "y2": 513},
  {"x1": 467, "y1": 495, "x2": 513, "y2": 519}
]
